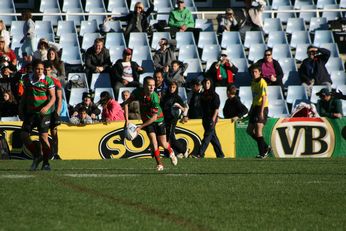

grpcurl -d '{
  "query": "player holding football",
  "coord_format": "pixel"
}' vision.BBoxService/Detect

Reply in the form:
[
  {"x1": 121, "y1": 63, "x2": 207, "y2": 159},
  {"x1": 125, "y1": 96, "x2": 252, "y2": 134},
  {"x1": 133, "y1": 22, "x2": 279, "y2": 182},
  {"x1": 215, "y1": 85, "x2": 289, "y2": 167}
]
[{"x1": 122, "y1": 76, "x2": 178, "y2": 171}]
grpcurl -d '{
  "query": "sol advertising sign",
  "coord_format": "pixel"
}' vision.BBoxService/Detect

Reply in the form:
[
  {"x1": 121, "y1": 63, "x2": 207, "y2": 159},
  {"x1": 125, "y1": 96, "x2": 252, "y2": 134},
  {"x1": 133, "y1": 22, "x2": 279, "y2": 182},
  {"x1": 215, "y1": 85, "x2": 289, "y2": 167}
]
[{"x1": 271, "y1": 118, "x2": 335, "y2": 158}]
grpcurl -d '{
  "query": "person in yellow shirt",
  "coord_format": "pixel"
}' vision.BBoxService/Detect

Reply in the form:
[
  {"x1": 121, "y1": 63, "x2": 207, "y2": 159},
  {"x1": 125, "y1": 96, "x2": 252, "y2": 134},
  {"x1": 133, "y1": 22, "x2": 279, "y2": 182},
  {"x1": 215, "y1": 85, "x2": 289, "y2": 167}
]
[{"x1": 247, "y1": 64, "x2": 271, "y2": 158}]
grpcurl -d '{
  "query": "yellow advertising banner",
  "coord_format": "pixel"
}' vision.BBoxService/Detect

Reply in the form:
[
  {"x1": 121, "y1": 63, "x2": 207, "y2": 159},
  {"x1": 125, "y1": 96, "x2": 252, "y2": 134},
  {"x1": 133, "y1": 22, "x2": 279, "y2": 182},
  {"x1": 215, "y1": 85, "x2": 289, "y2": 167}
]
[{"x1": 0, "y1": 119, "x2": 235, "y2": 159}]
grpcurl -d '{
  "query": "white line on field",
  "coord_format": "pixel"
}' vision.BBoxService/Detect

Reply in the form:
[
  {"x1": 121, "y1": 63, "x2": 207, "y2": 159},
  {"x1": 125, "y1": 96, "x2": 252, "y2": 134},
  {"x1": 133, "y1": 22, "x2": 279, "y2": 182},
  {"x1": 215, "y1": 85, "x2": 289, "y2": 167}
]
[
  {"x1": 0, "y1": 175, "x2": 34, "y2": 179},
  {"x1": 63, "y1": 173, "x2": 142, "y2": 177}
]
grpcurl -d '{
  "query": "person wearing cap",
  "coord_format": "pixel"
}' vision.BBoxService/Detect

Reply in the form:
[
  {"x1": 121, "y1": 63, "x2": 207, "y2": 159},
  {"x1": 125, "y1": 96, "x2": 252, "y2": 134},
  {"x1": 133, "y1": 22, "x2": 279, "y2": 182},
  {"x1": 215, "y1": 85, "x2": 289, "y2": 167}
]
[
  {"x1": 99, "y1": 91, "x2": 125, "y2": 122},
  {"x1": 255, "y1": 49, "x2": 284, "y2": 92},
  {"x1": 111, "y1": 48, "x2": 143, "y2": 99},
  {"x1": 153, "y1": 38, "x2": 177, "y2": 71},
  {"x1": 107, "y1": 0, "x2": 154, "y2": 40},
  {"x1": 206, "y1": 51, "x2": 238, "y2": 87},
  {"x1": 85, "y1": 38, "x2": 112, "y2": 85},
  {"x1": 168, "y1": 0, "x2": 201, "y2": 41},
  {"x1": 0, "y1": 36, "x2": 17, "y2": 70},
  {"x1": 0, "y1": 20, "x2": 10, "y2": 47},
  {"x1": 187, "y1": 78, "x2": 203, "y2": 119},
  {"x1": 71, "y1": 92, "x2": 101, "y2": 121},
  {"x1": 32, "y1": 37, "x2": 60, "y2": 62},
  {"x1": 316, "y1": 88, "x2": 343, "y2": 119},
  {"x1": 217, "y1": 8, "x2": 240, "y2": 33},
  {"x1": 223, "y1": 85, "x2": 248, "y2": 122},
  {"x1": 299, "y1": 46, "x2": 332, "y2": 97}
]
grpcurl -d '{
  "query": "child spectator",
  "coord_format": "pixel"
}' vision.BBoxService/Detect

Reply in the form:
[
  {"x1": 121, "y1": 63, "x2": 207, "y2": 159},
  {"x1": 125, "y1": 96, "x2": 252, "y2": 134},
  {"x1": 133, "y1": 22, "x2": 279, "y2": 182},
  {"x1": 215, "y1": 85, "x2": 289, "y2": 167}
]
[
  {"x1": 223, "y1": 85, "x2": 248, "y2": 122},
  {"x1": 70, "y1": 106, "x2": 93, "y2": 125}
]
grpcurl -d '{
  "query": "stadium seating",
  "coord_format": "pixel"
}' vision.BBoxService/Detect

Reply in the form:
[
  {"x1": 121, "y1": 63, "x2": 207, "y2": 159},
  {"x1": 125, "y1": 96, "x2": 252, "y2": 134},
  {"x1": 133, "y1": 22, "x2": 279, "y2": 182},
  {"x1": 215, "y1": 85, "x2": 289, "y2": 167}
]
[
  {"x1": 40, "y1": 0, "x2": 60, "y2": 13},
  {"x1": 62, "y1": 0, "x2": 83, "y2": 12},
  {"x1": 85, "y1": 0, "x2": 106, "y2": 12},
  {"x1": 198, "y1": 31, "x2": 219, "y2": 49},
  {"x1": 42, "y1": 8, "x2": 62, "y2": 27},
  {"x1": 176, "y1": 32, "x2": 196, "y2": 48},
  {"x1": 80, "y1": 20, "x2": 98, "y2": 36},
  {"x1": 271, "y1": 0, "x2": 292, "y2": 10},
  {"x1": 290, "y1": 31, "x2": 311, "y2": 48},
  {"x1": 106, "y1": 32, "x2": 127, "y2": 49},
  {"x1": 238, "y1": 86, "x2": 252, "y2": 110},
  {"x1": 316, "y1": 0, "x2": 336, "y2": 9},
  {"x1": 90, "y1": 73, "x2": 112, "y2": 90},
  {"x1": 268, "y1": 100, "x2": 290, "y2": 118},
  {"x1": 109, "y1": 45, "x2": 126, "y2": 63},
  {"x1": 59, "y1": 33, "x2": 80, "y2": 48},
  {"x1": 108, "y1": 0, "x2": 129, "y2": 13},
  {"x1": 88, "y1": 8, "x2": 106, "y2": 26},
  {"x1": 223, "y1": 45, "x2": 246, "y2": 59},
  {"x1": 67, "y1": 73, "x2": 89, "y2": 90},
  {"x1": 132, "y1": 46, "x2": 153, "y2": 63},
  {"x1": 65, "y1": 8, "x2": 85, "y2": 27},
  {"x1": 61, "y1": 46, "x2": 83, "y2": 65},
  {"x1": 310, "y1": 85, "x2": 331, "y2": 104},
  {"x1": 154, "y1": 0, "x2": 173, "y2": 13},
  {"x1": 294, "y1": 0, "x2": 314, "y2": 9},
  {"x1": 0, "y1": 0, "x2": 16, "y2": 26},
  {"x1": 128, "y1": 32, "x2": 150, "y2": 49},
  {"x1": 244, "y1": 31, "x2": 265, "y2": 49},
  {"x1": 319, "y1": 43, "x2": 340, "y2": 57},
  {"x1": 331, "y1": 71, "x2": 346, "y2": 88},
  {"x1": 325, "y1": 57, "x2": 345, "y2": 73},
  {"x1": 299, "y1": 5, "x2": 318, "y2": 23},
  {"x1": 215, "y1": 86, "x2": 227, "y2": 118},
  {"x1": 151, "y1": 32, "x2": 171, "y2": 50},
  {"x1": 267, "y1": 31, "x2": 288, "y2": 48},
  {"x1": 272, "y1": 44, "x2": 292, "y2": 59},
  {"x1": 295, "y1": 43, "x2": 310, "y2": 61},
  {"x1": 309, "y1": 17, "x2": 328, "y2": 32},
  {"x1": 248, "y1": 44, "x2": 267, "y2": 63},
  {"x1": 276, "y1": 6, "x2": 297, "y2": 23},
  {"x1": 221, "y1": 32, "x2": 242, "y2": 49},
  {"x1": 267, "y1": 86, "x2": 285, "y2": 102},
  {"x1": 94, "y1": 88, "x2": 115, "y2": 104},
  {"x1": 178, "y1": 44, "x2": 199, "y2": 60},
  {"x1": 286, "y1": 18, "x2": 306, "y2": 34},
  {"x1": 82, "y1": 33, "x2": 101, "y2": 51},
  {"x1": 69, "y1": 88, "x2": 89, "y2": 106},
  {"x1": 57, "y1": 21, "x2": 77, "y2": 37},
  {"x1": 263, "y1": 18, "x2": 283, "y2": 34},
  {"x1": 201, "y1": 44, "x2": 221, "y2": 63},
  {"x1": 286, "y1": 85, "x2": 308, "y2": 104},
  {"x1": 195, "y1": 19, "x2": 214, "y2": 31}
]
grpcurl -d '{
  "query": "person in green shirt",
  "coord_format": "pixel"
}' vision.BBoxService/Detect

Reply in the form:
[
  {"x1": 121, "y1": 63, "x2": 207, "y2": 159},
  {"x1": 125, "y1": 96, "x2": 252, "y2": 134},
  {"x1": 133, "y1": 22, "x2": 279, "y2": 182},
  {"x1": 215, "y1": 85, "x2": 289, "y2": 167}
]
[
  {"x1": 316, "y1": 88, "x2": 343, "y2": 119},
  {"x1": 123, "y1": 76, "x2": 178, "y2": 171}
]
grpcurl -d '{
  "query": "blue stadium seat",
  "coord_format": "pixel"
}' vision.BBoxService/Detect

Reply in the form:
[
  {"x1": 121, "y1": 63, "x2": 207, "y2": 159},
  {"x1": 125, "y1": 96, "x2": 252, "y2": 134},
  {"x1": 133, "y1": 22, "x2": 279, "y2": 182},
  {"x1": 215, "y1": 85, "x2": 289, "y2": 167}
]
[
  {"x1": 128, "y1": 32, "x2": 150, "y2": 49},
  {"x1": 316, "y1": 0, "x2": 336, "y2": 8},
  {"x1": 313, "y1": 30, "x2": 335, "y2": 47},
  {"x1": 65, "y1": 8, "x2": 85, "y2": 27},
  {"x1": 195, "y1": 19, "x2": 214, "y2": 31},
  {"x1": 80, "y1": 20, "x2": 98, "y2": 36},
  {"x1": 138, "y1": 59, "x2": 155, "y2": 73},
  {"x1": 238, "y1": 86, "x2": 252, "y2": 110},
  {"x1": 326, "y1": 57, "x2": 345, "y2": 73},
  {"x1": 176, "y1": 32, "x2": 196, "y2": 48},
  {"x1": 105, "y1": 21, "x2": 122, "y2": 32},
  {"x1": 201, "y1": 45, "x2": 221, "y2": 63},
  {"x1": 94, "y1": 88, "x2": 115, "y2": 104},
  {"x1": 90, "y1": 73, "x2": 112, "y2": 90},
  {"x1": 294, "y1": 0, "x2": 314, "y2": 9},
  {"x1": 244, "y1": 31, "x2": 265, "y2": 49},
  {"x1": 68, "y1": 88, "x2": 89, "y2": 107},
  {"x1": 268, "y1": 100, "x2": 289, "y2": 118},
  {"x1": 178, "y1": 87, "x2": 188, "y2": 103},
  {"x1": 198, "y1": 31, "x2": 219, "y2": 49},
  {"x1": 156, "y1": 14, "x2": 170, "y2": 23},
  {"x1": 180, "y1": 58, "x2": 203, "y2": 81},
  {"x1": 88, "y1": 8, "x2": 107, "y2": 26},
  {"x1": 263, "y1": 18, "x2": 283, "y2": 34},
  {"x1": 331, "y1": 71, "x2": 346, "y2": 88},
  {"x1": 322, "y1": 4, "x2": 342, "y2": 21},
  {"x1": 221, "y1": 32, "x2": 242, "y2": 49},
  {"x1": 279, "y1": 58, "x2": 299, "y2": 86},
  {"x1": 286, "y1": 18, "x2": 306, "y2": 34},
  {"x1": 117, "y1": 87, "x2": 137, "y2": 103},
  {"x1": 248, "y1": 44, "x2": 267, "y2": 63},
  {"x1": 272, "y1": 44, "x2": 292, "y2": 59},
  {"x1": 59, "y1": 33, "x2": 80, "y2": 48},
  {"x1": 267, "y1": 31, "x2": 288, "y2": 48},
  {"x1": 106, "y1": 32, "x2": 126, "y2": 49},
  {"x1": 10, "y1": 21, "x2": 25, "y2": 37},
  {"x1": 286, "y1": 85, "x2": 308, "y2": 104},
  {"x1": 271, "y1": 0, "x2": 292, "y2": 10},
  {"x1": 295, "y1": 43, "x2": 310, "y2": 62},
  {"x1": 276, "y1": 6, "x2": 296, "y2": 24},
  {"x1": 299, "y1": 5, "x2": 317, "y2": 23},
  {"x1": 62, "y1": 0, "x2": 83, "y2": 12},
  {"x1": 40, "y1": 0, "x2": 60, "y2": 12},
  {"x1": 151, "y1": 32, "x2": 171, "y2": 50},
  {"x1": 319, "y1": 43, "x2": 340, "y2": 57},
  {"x1": 178, "y1": 44, "x2": 199, "y2": 60},
  {"x1": 35, "y1": 21, "x2": 54, "y2": 35},
  {"x1": 154, "y1": 0, "x2": 173, "y2": 13},
  {"x1": 215, "y1": 86, "x2": 227, "y2": 118},
  {"x1": 61, "y1": 46, "x2": 83, "y2": 65},
  {"x1": 109, "y1": 45, "x2": 126, "y2": 63},
  {"x1": 290, "y1": 31, "x2": 311, "y2": 48},
  {"x1": 68, "y1": 73, "x2": 89, "y2": 90},
  {"x1": 85, "y1": 0, "x2": 106, "y2": 12},
  {"x1": 223, "y1": 44, "x2": 246, "y2": 59},
  {"x1": 268, "y1": 85, "x2": 285, "y2": 101},
  {"x1": 0, "y1": 8, "x2": 16, "y2": 27},
  {"x1": 309, "y1": 17, "x2": 328, "y2": 32},
  {"x1": 232, "y1": 58, "x2": 251, "y2": 87},
  {"x1": 57, "y1": 21, "x2": 76, "y2": 37},
  {"x1": 42, "y1": 8, "x2": 62, "y2": 27},
  {"x1": 341, "y1": 0, "x2": 346, "y2": 8},
  {"x1": 132, "y1": 46, "x2": 153, "y2": 63},
  {"x1": 108, "y1": 0, "x2": 129, "y2": 13},
  {"x1": 82, "y1": 33, "x2": 101, "y2": 51}
]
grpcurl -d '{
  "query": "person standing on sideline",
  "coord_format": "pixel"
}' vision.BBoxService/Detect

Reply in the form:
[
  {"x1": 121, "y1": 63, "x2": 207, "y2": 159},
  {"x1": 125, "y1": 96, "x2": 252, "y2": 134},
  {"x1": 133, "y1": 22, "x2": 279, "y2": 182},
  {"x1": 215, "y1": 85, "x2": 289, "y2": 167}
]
[
  {"x1": 247, "y1": 64, "x2": 270, "y2": 159},
  {"x1": 19, "y1": 60, "x2": 56, "y2": 170},
  {"x1": 20, "y1": 9, "x2": 35, "y2": 56},
  {"x1": 193, "y1": 78, "x2": 225, "y2": 158},
  {"x1": 44, "y1": 61, "x2": 62, "y2": 160},
  {"x1": 122, "y1": 76, "x2": 178, "y2": 171}
]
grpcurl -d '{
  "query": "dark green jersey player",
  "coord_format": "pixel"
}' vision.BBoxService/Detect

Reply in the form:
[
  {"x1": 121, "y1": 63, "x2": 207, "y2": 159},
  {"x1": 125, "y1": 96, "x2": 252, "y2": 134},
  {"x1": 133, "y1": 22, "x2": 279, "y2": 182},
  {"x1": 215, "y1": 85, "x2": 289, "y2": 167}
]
[{"x1": 123, "y1": 76, "x2": 177, "y2": 171}]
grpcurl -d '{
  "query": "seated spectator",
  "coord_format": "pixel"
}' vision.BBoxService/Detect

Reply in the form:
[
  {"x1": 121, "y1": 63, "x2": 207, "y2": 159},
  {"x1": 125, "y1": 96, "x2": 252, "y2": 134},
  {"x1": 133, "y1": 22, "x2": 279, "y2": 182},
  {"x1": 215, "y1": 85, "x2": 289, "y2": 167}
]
[
  {"x1": 98, "y1": 91, "x2": 125, "y2": 122},
  {"x1": 165, "y1": 60, "x2": 187, "y2": 87},
  {"x1": 255, "y1": 49, "x2": 284, "y2": 91},
  {"x1": 107, "y1": 0, "x2": 154, "y2": 40},
  {"x1": 153, "y1": 38, "x2": 177, "y2": 71},
  {"x1": 0, "y1": 36, "x2": 17, "y2": 70},
  {"x1": 0, "y1": 66, "x2": 18, "y2": 100},
  {"x1": 168, "y1": 0, "x2": 201, "y2": 41},
  {"x1": 217, "y1": 8, "x2": 240, "y2": 34},
  {"x1": 187, "y1": 78, "x2": 203, "y2": 119},
  {"x1": 299, "y1": 46, "x2": 331, "y2": 97},
  {"x1": 0, "y1": 20, "x2": 10, "y2": 47},
  {"x1": 32, "y1": 38, "x2": 60, "y2": 62},
  {"x1": 111, "y1": 48, "x2": 143, "y2": 98},
  {"x1": 154, "y1": 69, "x2": 168, "y2": 98},
  {"x1": 121, "y1": 90, "x2": 141, "y2": 120},
  {"x1": 70, "y1": 106, "x2": 93, "y2": 125},
  {"x1": 206, "y1": 51, "x2": 238, "y2": 87},
  {"x1": 0, "y1": 90, "x2": 18, "y2": 117},
  {"x1": 239, "y1": 0, "x2": 266, "y2": 39},
  {"x1": 223, "y1": 85, "x2": 248, "y2": 122},
  {"x1": 71, "y1": 92, "x2": 101, "y2": 121},
  {"x1": 46, "y1": 47, "x2": 66, "y2": 87},
  {"x1": 85, "y1": 38, "x2": 112, "y2": 85},
  {"x1": 316, "y1": 88, "x2": 343, "y2": 119}
]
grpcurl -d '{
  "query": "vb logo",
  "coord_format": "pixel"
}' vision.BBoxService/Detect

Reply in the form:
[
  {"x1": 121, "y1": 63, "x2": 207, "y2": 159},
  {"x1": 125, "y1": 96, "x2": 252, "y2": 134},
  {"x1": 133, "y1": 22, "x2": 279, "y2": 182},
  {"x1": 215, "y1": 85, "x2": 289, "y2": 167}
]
[{"x1": 271, "y1": 118, "x2": 335, "y2": 158}]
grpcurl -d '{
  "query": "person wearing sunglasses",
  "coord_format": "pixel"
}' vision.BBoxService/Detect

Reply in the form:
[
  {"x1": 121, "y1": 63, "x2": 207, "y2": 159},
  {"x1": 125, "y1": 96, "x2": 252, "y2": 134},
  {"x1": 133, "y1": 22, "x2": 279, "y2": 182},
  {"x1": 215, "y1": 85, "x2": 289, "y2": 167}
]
[{"x1": 217, "y1": 8, "x2": 240, "y2": 33}]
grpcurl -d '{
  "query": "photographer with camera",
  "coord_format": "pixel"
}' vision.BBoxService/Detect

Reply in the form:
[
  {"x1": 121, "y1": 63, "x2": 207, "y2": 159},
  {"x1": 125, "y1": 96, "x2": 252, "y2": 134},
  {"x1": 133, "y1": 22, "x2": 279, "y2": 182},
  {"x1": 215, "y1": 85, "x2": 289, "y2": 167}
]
[
  {"x1": 206, "y1": 51, "x2": 238, "y2": 87},
  {"x1": 299, "y1": 45, "x2": 332, "y2": 97}
]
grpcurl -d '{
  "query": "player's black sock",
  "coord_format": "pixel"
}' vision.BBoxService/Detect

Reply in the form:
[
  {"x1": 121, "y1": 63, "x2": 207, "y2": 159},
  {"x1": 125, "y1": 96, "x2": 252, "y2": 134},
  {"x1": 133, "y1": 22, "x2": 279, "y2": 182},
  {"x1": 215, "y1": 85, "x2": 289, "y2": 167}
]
[{"x1": 256, "y1": 136, "x2": 266, "y2": 156}]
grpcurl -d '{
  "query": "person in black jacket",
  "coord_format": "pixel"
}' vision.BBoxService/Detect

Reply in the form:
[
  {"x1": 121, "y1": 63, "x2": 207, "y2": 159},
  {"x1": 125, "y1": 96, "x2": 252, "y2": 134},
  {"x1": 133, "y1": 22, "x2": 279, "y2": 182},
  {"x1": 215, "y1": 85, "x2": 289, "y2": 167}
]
[
  {"x1": 0, "y1": 89, "x2": 18, "y2": 118},
  {"x1": 194, "y1": 78, "x2": 225, "y2": 158},
  {"x1": 299, "y1": 46, "x2": 331, "y2": 96},
  {"x1": 111, "y1": 48, "x2": 143, "y2": 98},
  {"x1": 255, "y1": 49, "x2": 284, "y2": 91},
  {"x1": 71, "y1": 92, "x2": 101, "y2": 121},
  {"x1": 223, "y1": 85, "x2": 248, "y2": 122},
  {"x1": 160, "y1": 81, "x2": 189, "y2": 158},
  {"x1": 187, "y1": 78, "x2": 203, "y2": 119},
  {"x1": 107, "y1": 0, "x2": 154, "y2": 40}
]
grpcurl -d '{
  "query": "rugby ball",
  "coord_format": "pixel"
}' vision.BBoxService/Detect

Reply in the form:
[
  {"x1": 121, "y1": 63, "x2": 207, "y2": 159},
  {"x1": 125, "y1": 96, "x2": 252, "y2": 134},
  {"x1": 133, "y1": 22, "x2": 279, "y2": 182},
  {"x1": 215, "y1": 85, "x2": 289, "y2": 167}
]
[{"x1": 125, "y1": 123, "x2": 138, "y2": 141}]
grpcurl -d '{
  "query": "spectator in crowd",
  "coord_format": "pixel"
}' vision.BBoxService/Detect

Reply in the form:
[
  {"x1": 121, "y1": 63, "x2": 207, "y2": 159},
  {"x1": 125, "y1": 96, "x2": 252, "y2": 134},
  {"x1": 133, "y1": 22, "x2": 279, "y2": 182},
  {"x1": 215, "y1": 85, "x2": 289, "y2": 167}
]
[
  {"x1": 168, "y1": 0, "x2": 201, "y2": 41},
  {"x1": 223, "y1": 85, "x2": 248, "y2": 122},
  {"x1": 107, "y1": 0, "x2": 154, "y2": 40},
  {"x1": 17, "y1": 52, "x2": 33, "y2": 75},
  {"x1": 187, "y1": 78, "x2": 203, "y2": 119},
  {"x1": 239, "y1": 0, "x2": 266, "y2": 39},
  {"x1": 255, "y1": 49, "x2": 284, "y2": 91},
  {"x1": 0, "y1": 66, "x2": 18, "y2": 100},
  {"x1": 19, "y1": 60, "x2": 56, "y2": 171},
  {"x1": 246, "y1": 64, "x2": 270, "y2": 159},
  {"x1": 0, "y1": 20, "x2": 10, "y2": 46},
  {"x1": 160, "y1": 81, "x2": 189, "y2": 158},
  {"x1": 165, "y1": 60, "x2": 187, "y2": 87},
  {"x1": 193, "y1": 78, "x2": 224, "y2": 158},
  {"x1": 299, "y1": 46, "x2": 332, "y2": 97},
  {"x1": 207, "y1": 51, "x2": 238, "y2": 87},
  {"x1": 112, "y1": 48, "x2": 143, "y2": 98},
  {"x1": 154, "y1": 69, "x2": 168, "y2": 98},
  {"x1": 85, "y1": 38, "x2": 112, "y2": 85},
  {"x1": 70, "y1": 106, "x2": 93, "y2": 125},
  {"x1": 33, "y1": 38, "x2": 60, "y2": 62},
  {"x1": 0, "y1": 36, "x2": 17, "y2": 70},
  {"x1": 0, "y1": 90, "x2": 18, "y2": 118},
  {"x1": 46, "y1": 47, "x2": 66, "y2": 87},
  {"x1": 98, "y1": 91, "x2": 124, "y2": 122},
  {"x1": 20, "y1": 9, "x2": 35, "y2": 56},
  {"x1": 121, "y1": 90, "x2": 141, "y2": 120},
  {"x1": 217, "y1": 8, "x2": 240, "y2": 34},
  {"x1": 316, "y1": 88, "x2": 343, "y2": 119},
  {"x1": 71, "y1": 92, "x2": 101, "y2": 121},
  {"x1": 153, "y1": 38, "x2": 177, "y2": 71}
]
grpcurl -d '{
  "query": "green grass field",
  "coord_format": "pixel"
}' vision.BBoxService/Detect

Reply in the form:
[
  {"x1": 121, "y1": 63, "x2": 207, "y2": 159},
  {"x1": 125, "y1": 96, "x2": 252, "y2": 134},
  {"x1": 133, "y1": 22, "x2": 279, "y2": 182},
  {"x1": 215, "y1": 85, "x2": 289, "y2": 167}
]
[{"x1": 1, "y1": 158, "x2": 346, "y2": 231}]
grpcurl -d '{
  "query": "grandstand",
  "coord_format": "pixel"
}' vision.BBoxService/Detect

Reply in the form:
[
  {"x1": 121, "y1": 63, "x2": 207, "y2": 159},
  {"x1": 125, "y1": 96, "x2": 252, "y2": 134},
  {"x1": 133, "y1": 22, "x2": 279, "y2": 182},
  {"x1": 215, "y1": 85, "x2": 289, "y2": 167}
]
[{"x1": 0, "y1": 0, "x2": 345, "y2": 119}]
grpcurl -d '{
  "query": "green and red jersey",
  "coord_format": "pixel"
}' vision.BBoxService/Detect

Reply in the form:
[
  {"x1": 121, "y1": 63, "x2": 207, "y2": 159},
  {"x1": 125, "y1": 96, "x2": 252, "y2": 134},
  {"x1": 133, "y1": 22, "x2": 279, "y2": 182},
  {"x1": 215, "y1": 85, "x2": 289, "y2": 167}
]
[
  {"x1": 130, "y1": 88, "x2": 164, "y2": 123},
  {"x1": 22, "y1": 73, "x2": 55, "y2": 114},
  {"x1": 51, "y1": 76, "x2": 62, "y2": 112}
]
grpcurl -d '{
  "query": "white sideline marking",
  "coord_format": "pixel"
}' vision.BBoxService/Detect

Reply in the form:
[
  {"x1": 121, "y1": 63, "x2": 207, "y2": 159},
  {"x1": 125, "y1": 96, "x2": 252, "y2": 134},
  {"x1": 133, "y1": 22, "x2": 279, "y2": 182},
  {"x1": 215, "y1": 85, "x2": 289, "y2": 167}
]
[
  {"x1": 64, "y1": 174, "x2": 141, "y2": 178},
  {"x1": 0, "y1": 175, "x2": 34, "y2": 179}
]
